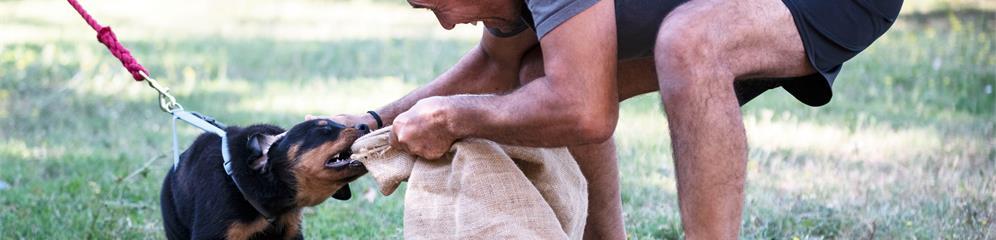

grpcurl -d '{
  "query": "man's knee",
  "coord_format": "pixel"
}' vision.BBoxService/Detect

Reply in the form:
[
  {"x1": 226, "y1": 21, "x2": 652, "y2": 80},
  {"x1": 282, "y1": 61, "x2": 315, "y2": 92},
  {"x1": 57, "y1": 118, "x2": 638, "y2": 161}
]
[
  {"x1": 655, "y1": 1, "x2": 731, "y2": 69},
  {"x1": 654, "y1": 5, "x2": 734, "y2": 100},
  {"x1": 657, "y1": 0, "x2": 812, "y2": 83}
]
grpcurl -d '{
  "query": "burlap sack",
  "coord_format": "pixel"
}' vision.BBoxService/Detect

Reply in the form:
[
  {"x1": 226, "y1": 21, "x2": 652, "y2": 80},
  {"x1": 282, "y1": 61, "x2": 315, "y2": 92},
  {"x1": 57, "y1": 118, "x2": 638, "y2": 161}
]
[{"x1": 351, "y1": 128, "x2": 588, "y2": 239}]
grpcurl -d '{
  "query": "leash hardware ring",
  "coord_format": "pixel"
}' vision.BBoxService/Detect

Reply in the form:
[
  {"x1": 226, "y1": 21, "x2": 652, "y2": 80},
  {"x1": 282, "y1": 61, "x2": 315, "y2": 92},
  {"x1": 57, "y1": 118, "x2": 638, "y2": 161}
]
[{"x1": 140, "y1": 71, "x2": 183, "y2": 112}]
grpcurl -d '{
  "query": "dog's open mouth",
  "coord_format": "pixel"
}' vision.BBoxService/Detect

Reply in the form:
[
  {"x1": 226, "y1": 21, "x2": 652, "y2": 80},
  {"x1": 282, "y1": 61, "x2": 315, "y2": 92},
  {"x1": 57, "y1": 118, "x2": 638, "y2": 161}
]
[{"x1": 325, "y1": 150, "x2": 364, "y2": 170}]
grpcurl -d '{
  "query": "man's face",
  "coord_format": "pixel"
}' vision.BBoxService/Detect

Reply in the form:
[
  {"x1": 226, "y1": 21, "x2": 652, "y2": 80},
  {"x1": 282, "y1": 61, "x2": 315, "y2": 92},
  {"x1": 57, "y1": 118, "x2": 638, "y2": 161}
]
[{"x1": 408, "y1": 0, "x2": 522, "y2": 31}]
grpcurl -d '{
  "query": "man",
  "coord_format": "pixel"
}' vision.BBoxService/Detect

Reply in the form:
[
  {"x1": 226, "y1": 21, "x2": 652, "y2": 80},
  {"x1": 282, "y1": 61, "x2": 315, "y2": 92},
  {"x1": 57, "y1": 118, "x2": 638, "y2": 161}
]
[{"x1": 315, "y1": 0, "x2": 903, "y2": 238}]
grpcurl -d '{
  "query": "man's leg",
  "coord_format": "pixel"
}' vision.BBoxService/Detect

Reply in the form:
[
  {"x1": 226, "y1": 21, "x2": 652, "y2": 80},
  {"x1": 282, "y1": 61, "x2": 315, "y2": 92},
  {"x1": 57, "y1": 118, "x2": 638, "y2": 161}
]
[
  {"x1": 569, "y1": 140, "x2": 626, "y2": 239},
  {"x1": 519, "y1": 47, "x2": 664, "y2": 239},
  {"x1": 652, "y1": 0, "x2": 815, "y2": 238}
]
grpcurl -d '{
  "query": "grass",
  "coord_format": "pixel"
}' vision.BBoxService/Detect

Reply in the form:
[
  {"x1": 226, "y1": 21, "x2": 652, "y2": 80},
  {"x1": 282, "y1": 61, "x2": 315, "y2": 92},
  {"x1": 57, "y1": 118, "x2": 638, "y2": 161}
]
[{"x1": 1, "y1": 0, "x2": 994, "y2": 239}]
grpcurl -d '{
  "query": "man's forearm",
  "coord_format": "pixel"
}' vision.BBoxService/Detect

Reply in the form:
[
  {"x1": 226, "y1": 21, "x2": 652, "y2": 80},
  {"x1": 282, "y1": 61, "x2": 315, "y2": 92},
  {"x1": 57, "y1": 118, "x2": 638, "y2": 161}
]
[
  {"x1": 439, "y1": 0, "x2": 617, "y2": 148},
  {"x1": 375, "y1": 45, "x2": 520, "y2": 126},
  {"x1": 444, "y1": 77, "x2": 618, "y2": 147}
]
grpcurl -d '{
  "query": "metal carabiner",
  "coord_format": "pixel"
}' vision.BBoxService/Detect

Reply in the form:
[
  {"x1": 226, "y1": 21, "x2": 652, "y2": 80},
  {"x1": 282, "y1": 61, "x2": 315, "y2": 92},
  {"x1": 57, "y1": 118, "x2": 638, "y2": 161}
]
[{"x1": 139, "y1": 71, "x2": 183, "y2": 113}]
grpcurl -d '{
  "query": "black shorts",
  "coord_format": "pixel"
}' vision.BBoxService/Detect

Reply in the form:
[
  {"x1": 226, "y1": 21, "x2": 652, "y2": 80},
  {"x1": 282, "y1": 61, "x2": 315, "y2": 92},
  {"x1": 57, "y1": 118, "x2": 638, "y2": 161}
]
[
  {"x1": 499, "y1": 0, "x2": 904, "y2": 106},
  {"x1": 757, "y1": 0, "x2": 903, "y2": 106}
]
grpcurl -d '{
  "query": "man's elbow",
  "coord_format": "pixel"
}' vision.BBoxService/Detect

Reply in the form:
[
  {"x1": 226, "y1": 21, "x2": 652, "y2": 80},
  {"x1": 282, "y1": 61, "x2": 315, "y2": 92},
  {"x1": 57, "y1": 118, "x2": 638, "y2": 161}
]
[
  {"x1": 537, "y1": 75, "x2": 619, "y2": 144},
  {"x1": 569, "y1": 107, "x2": 617, "y2": 144}
]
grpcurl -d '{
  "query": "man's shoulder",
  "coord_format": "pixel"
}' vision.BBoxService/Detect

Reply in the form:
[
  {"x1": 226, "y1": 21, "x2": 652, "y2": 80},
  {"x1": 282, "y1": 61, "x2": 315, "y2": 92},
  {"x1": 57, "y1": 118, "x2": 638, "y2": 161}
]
[{"x1": 526, "y1": 0, "x2": 600, "y2": 39}]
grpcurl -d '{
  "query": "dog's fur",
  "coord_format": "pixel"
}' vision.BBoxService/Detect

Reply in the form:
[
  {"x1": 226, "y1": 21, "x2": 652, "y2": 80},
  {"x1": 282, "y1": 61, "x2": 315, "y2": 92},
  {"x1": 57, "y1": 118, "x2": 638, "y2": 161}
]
[{"x1": 160, "y1": 119, "x2": 367, "y2": 240}]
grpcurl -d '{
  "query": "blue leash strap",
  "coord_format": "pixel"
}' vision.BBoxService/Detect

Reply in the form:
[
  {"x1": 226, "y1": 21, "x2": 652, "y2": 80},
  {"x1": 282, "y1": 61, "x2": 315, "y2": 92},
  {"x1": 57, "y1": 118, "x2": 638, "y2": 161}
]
[
  {"x1": 142, "y1": 73, "x2": 276, "y2": 222},
  {"x1": 166, "y1": 110, "x2": 277, "y2": 222},
  {"x1": 172, "y1": 115, "x2": 180, "y2": 169},
  {"x1": 169, "y1": 110, "x2": 231, "y2": 175}
]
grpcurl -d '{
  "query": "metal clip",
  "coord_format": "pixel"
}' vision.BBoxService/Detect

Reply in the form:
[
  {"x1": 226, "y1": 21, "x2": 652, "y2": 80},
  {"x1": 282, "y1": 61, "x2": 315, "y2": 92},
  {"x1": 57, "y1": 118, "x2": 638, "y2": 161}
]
[{"x1": 139, "y1": 71, "x2": 183, "y2": 112}]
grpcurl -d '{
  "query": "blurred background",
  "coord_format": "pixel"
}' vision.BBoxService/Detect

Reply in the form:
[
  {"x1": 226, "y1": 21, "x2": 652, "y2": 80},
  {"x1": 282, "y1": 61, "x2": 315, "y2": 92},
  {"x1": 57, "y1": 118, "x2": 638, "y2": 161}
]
[{"x1": 0, "y1": 0, "x2": 993, "y2": 238}]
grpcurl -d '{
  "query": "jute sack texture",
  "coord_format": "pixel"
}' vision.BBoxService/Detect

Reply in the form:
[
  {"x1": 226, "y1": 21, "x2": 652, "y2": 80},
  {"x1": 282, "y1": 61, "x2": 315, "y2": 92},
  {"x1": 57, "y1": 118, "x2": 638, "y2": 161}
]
[{"x1": 351, "y1": 128, "x2": 588, "y2": 239}]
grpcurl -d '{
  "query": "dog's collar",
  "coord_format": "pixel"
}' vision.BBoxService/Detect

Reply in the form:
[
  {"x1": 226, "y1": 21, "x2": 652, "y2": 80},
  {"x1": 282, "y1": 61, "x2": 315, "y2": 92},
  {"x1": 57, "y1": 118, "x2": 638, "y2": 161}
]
[{"x1": 168, "y1": 111, "x2": 279, "y2": 223}]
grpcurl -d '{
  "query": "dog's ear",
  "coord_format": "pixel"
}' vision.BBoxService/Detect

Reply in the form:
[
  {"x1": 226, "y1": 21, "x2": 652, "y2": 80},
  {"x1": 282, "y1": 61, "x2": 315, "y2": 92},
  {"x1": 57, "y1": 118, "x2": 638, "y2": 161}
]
[
  {"x1": 247, "y1": 133, "x2": 282, "y2": 173},
  {"x1": 332, "y1": 184, "x2": 351, "y2": 200}
]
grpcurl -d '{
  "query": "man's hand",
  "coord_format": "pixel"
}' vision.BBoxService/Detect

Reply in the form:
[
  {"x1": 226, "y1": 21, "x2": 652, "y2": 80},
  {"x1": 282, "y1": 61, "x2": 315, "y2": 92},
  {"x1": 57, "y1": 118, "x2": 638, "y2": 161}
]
[{"x1": 390, "y1": 96, "x2": 460, "y2": 160}]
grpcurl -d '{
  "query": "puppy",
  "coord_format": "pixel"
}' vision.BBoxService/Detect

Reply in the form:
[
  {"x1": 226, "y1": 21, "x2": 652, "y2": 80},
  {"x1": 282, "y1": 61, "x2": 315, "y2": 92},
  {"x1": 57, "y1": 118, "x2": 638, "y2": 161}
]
[{"x1": 160, "y1": 119, "x2": 368, "y2": 240}]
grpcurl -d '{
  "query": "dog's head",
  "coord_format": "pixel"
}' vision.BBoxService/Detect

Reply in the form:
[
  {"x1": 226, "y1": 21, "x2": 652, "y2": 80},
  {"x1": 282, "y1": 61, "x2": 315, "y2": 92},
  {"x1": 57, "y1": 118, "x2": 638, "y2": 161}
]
[{"x1": 229, "y1": 119, "x2": 368, "y2": 213}]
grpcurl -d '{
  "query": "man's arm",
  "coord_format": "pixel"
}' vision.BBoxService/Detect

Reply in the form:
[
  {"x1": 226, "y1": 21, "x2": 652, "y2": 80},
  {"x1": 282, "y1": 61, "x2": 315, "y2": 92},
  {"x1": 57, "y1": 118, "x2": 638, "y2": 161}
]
[
  {"x1": 333, "y1": 29, "x2": 539, "y2": 128},
  {"x1": 392, "y1": 0, "x2": 618, "y2": 158}
]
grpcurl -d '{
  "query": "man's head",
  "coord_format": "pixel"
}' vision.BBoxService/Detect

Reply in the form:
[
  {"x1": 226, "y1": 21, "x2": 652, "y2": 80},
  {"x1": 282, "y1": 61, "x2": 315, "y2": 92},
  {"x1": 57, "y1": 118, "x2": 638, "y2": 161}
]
[{"x1": 407, "y1": 0, "x2": 523, "y2": 31}]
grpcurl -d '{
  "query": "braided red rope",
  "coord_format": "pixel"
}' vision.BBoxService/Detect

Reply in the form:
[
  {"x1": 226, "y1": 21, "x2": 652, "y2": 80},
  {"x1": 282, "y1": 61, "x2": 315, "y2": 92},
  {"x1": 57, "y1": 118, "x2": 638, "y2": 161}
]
[{"x1": 68, "y1": 0, "x2": 148, "y2": 81}]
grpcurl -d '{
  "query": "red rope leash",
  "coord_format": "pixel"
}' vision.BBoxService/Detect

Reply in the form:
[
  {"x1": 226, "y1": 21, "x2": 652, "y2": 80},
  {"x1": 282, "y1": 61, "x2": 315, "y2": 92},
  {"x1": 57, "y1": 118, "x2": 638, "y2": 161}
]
[{"x1": 67, "y1": 0, "x2": 148, "y2": 81}]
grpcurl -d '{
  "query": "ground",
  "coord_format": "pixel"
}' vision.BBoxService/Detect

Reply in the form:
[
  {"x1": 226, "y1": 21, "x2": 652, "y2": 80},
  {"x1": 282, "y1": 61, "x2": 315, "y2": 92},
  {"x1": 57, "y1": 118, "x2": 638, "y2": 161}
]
[{"x1": 0, "y1": 0, "x2": 993, "y2": 239}]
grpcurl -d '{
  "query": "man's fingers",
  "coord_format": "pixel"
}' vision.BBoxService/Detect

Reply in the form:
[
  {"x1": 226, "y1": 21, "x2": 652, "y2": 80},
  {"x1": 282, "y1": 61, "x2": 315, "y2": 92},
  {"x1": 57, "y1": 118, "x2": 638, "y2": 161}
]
[
  {"x1": 389, "y1": 125, "x2": 436, "y2": 160},
  {"x1": 410, "y1": 147, "x2": 438, "y2": 160},
  {"x1": 389, "y1": 110, "x2": 451, "y2": 160},
  {"x1": 388, "y1": 127, "x2": 408, "y2": 154},
  {"x1": 425, "y1": 148, "x2": 445, "y2": 160},
  {"x1": 407, "y1": 142, "x2": 447, "y2": 160}
]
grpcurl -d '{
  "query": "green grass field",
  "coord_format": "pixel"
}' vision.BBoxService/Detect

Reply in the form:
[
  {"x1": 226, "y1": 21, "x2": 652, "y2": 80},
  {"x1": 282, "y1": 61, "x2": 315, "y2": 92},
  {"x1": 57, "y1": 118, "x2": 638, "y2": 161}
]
[{"x1": 1, "y1": 0, "x2": 994, "y2": 239}]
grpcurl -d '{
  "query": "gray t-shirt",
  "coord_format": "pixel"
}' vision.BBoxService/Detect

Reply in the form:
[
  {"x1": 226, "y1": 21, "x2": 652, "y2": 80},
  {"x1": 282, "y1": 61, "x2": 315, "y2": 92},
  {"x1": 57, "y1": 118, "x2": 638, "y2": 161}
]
[
  {"x1": 487, "y1": 0, "x2": 598, "y2": 40},
  {"x1": 490, "y1": 0, "x2": 686, "y2": 60},
  {"x1": 528, "y1": 0, "x2": 600, "y2": 38}
]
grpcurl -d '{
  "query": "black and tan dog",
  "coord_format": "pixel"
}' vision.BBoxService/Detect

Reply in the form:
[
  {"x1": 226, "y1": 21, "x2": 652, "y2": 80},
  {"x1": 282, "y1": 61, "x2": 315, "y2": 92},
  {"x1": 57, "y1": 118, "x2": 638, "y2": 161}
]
[{"x1": 160, "y1": 119, "x2": 368, "y2": 240}]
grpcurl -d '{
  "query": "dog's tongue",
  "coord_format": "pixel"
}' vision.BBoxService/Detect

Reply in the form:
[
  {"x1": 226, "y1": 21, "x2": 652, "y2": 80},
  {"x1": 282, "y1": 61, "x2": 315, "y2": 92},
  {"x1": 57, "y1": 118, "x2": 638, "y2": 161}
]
[{"x1": 326, "y1": 159, "x2": 364, "y2": 170}]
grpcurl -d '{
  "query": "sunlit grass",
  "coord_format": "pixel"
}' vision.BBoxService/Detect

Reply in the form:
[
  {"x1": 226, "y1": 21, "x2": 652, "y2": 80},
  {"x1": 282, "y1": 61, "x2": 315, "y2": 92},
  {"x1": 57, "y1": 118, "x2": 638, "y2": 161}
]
[
  {"x1": 0, "y1": 0, "x2": 481, "y2": 44},
  {"x1": 2, "y1": 0, "x2": 994, "y2": 239}
]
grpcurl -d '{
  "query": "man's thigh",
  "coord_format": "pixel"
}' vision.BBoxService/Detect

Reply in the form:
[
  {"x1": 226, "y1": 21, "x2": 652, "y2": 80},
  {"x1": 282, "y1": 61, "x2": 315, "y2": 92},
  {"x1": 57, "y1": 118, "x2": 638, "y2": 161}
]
[
  {"x1": 658, "y1": 0, "x2": 815, "y2": 80},
  {"x1": 726, "y1": 0, "x2": 815, "y2": 79}
]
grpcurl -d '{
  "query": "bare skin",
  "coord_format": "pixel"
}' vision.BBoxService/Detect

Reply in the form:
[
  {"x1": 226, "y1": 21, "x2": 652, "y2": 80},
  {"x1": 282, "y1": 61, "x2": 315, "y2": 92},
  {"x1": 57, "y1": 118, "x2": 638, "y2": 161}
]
[
  {"x1": 391, "y1": 0, "x2": 618, "y2": 158},
  {"x1": 517, "y1": 46, "x2": 650, "y2": 239},
  {"x1": 652, "y1": 0, "x2": 814, "y2": 238},
  {"x1": 313, "y1": 0, "x2": 817, "y2": 238},
  {"x1": 316, "y1": 46, "x2": 655, "y2": 240},
  {"x1": 319, "y1": 4, "x2": 626, "y2": 236}
]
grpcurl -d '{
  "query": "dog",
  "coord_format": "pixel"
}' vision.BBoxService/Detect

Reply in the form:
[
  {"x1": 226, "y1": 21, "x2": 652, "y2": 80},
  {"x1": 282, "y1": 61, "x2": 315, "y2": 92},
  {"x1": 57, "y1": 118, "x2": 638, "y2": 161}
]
[{"x1": 160, "y1": 119, "x2": 368, "y2": 240}]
